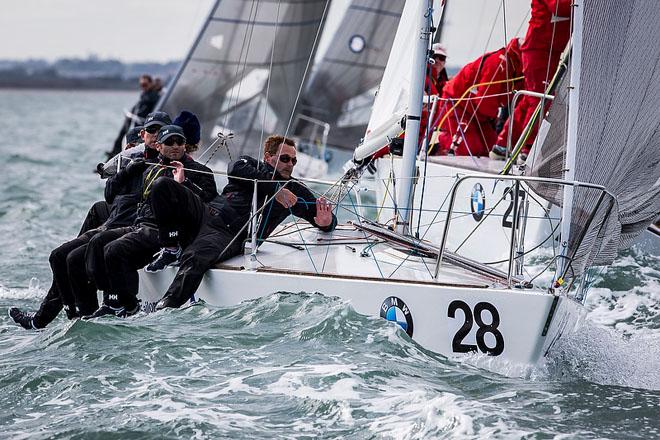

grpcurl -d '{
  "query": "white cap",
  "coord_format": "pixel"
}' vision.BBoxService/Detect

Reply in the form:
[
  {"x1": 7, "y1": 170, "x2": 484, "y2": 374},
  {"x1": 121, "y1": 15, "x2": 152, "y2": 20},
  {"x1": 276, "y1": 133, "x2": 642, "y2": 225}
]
[{"x1": 432, "y1": 43, "x2": 447, "y2": 57}]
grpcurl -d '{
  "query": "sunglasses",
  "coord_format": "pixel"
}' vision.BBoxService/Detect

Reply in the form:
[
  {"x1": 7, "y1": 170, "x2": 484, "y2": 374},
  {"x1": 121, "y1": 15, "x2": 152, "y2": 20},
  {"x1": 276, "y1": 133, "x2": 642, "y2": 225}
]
[
  {"x1": 278, "y1": 154, "x2": 297, "y2": 165},
  {"x1": 162, "y1": 136, "x2": 185, "y2": 147},
  {"x1": 433, "y1": 54, "x2": 446, "y2": 62},
  {"x1": 144, "y1": 125, "x2": 161, "y2": 134}
]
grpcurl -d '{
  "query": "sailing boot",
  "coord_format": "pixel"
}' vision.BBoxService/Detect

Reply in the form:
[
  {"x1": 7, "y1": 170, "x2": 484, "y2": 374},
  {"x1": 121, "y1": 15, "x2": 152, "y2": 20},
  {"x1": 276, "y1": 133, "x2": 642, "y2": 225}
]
[
  {"x1": 8, "y1": 307, "x2": 37, "y2": 330},
  {"x1": 145, "y1": 246, "x2": 182, "y2": 273},
  {"x1": 155, "y1": 295, "x2": 178, "y2": 310},
  {"x1": 82, "y1": 292, "x2": 124, "y2": 320},
  {"x1": 63, "y1": 304, "x2": 80, "y2": 320}
]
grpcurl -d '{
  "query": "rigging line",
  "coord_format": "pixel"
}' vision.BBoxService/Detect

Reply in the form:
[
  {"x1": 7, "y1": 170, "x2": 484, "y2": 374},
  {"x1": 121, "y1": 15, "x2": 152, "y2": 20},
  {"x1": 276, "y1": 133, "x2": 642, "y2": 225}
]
[
  {"x1": 320, "y1": 181, "x2": 351, "y2": 273},
  {"x1": 258, "y1": 0, "x2": 283, "y2": 160},
  {"x1": 271, "y1": 0, "x2": 332, "y2": 181},
  {"x1": 453, "y1": 187, "x2": 513, "y2": 253},
  {"x1": 286, "y1": 203, "x2": 320, "y2": 274},
  {"x1": 447, "y1": 99, "x2": 481, "y2": 167},
  {"x1": 481, "y1": 222, "x2": 559, "y2": 265},
  {"x1": 222, "y1": 0, "x2": 260, "y2": 132},
  {"x1": 420, "y1": 174, "x2": 460, "y2": 241},
  {"x1": 386, "y1": 230, "x2": 436, "y2": 280},
  {"x1": 467, "y1": 1, "x2": 503, "y2": 96},
  {"x1": 427, "y1": 76, "x2": 523, "y2": 155},
  {"x1": 345, "y1": 189, "x2": 385, "y2": 279}
]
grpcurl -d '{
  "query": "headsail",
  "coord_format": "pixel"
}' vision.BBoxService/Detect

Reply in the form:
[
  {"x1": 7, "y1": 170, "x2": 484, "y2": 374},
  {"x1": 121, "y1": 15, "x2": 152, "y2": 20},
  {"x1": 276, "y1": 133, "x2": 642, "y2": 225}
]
[
  {"x1": 529, "y1": 0, "x2": 660, "y2": 274},
  {"x1": 297, "y1": 0, "x2": 405, "y2": 150},
  {"x1": 157, "y1": 0, "x2": 328, "y2": 159}
]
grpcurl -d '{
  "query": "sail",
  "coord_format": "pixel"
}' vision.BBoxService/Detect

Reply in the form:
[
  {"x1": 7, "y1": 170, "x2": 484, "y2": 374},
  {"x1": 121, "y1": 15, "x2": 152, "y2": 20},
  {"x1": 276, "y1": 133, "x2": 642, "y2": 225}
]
[
  {"x1": 530, "y1": 0, "x2": 660, "y2": 274},
  {"x1": 297, "y1": 0, "x2": 405, "y2": 150},
  {"x1": 157, "y1": 0, "x2": 328, "y2": 159},
  {"x1": 363, "y1": 0, "x2": 529, "y2": 148}
]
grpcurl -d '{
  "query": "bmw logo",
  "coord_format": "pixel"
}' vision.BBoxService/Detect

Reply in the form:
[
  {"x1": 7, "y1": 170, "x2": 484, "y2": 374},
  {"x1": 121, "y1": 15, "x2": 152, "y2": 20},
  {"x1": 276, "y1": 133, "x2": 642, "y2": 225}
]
[
  {"x1": 470, "y1": 183, "x2": 486, "y2": 221},
  {"x1": 380, "y1": 296, "x2": 414, "y2": 337}
]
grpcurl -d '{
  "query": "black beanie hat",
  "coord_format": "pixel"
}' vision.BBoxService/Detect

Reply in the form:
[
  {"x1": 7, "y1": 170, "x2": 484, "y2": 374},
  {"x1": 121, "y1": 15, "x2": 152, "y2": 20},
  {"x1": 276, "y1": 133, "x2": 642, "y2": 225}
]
[{"x1": 173, "y1": 110, "x2": 201, "y2": 145}]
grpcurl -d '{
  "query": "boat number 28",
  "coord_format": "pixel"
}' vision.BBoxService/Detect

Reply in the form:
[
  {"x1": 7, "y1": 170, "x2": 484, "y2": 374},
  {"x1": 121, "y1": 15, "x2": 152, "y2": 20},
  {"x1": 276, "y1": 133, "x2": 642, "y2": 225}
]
[{"x1": 448, "y1": 300, "x2": 504, "y2": 356}]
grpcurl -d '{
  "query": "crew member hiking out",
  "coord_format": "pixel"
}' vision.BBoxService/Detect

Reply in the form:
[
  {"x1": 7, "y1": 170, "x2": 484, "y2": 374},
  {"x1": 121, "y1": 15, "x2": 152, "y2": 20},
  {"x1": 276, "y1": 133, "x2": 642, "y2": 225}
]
[
  {"x1": 7, "y1": 119, "x2": 162, "y2": 329},
  {"x1": 83, "y1": 124, "x2": 217, "y2": 319},
  {"x1": 145, "y1": 134, "x2": 337, "y2": 310}
]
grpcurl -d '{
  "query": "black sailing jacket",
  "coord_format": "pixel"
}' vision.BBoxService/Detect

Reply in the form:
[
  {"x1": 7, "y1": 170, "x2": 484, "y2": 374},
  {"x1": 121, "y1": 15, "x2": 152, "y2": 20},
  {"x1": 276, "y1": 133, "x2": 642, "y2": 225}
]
[
  {"x1": 135, "y1": 154, "x2": 218, "y2": 226},
  {"x1": 209, "y1": 155, "x2": 337, "y2": 239}
]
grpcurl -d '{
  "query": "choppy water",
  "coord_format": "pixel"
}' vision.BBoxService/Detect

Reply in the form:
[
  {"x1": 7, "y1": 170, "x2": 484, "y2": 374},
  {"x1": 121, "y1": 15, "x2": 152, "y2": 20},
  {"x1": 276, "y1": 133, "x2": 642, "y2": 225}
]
[{"x1": 0, "y1": 89, "x2": 659, "y2": 439}]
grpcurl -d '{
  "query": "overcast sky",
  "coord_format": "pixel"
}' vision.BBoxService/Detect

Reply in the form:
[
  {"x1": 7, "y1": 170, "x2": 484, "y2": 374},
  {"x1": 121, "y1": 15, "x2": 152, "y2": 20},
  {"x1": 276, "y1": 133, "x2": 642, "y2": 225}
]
[
  {"x1": 0, "y1": 0, "x2": 530, "y2": 66},
  {"x1": 0, "y1": 0, "x2": 215, "y2": 62}
]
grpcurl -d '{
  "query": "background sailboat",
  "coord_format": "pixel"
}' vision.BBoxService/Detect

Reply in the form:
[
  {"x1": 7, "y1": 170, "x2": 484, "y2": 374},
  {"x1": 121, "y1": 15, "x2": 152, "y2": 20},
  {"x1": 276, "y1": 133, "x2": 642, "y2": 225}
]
[{"x1": 157, "y1": 0, "x2": 407, "y2": 163}]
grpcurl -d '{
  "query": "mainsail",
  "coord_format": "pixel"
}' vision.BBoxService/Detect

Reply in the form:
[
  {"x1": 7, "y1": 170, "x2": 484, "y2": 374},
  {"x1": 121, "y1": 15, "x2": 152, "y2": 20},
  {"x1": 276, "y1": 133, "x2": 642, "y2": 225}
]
[
  {"x1": 157, "y1": 0, "x2": 328, "y2": 159},
  {"x1": 297, "y1": 0, "x2": 405, "y2": 150},
  {"x1": 529, "y1": 0, "x2": 660, "y2": 274}
]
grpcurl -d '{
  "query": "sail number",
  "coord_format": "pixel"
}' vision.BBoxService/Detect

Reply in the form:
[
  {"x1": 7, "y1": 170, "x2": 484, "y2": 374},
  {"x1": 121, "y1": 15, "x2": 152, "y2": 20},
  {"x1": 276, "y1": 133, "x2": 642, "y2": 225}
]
[
  {"x1": 502, "y1": 187, "x2": 526, "y2": 228},
  {"x1": 447, "y1": 300, "x2": 504, "y2": 356}
]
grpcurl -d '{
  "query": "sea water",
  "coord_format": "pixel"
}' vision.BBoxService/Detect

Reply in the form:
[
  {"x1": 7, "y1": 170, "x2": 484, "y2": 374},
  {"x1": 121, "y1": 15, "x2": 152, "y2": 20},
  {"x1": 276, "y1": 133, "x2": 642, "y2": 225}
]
[{"x1": 0, "y1": 89, "x2": 658, "y2": 439}]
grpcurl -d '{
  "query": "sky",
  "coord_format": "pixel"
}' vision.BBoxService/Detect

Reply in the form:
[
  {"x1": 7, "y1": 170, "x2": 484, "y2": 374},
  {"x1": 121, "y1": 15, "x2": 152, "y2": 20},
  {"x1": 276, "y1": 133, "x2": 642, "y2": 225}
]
[
  {"x1": 0, "y1": 0, "x2": 530, "y2": 66},
  {"x1": 0, "y1": 0, "x2": 216, "y2": 62}
]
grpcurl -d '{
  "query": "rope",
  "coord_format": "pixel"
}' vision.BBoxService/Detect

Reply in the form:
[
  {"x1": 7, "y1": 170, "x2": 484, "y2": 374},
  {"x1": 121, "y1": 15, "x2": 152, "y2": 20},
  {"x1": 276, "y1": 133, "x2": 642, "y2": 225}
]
[{"x1": 426, "y1": 76, "x2": 523, "y2": 155}]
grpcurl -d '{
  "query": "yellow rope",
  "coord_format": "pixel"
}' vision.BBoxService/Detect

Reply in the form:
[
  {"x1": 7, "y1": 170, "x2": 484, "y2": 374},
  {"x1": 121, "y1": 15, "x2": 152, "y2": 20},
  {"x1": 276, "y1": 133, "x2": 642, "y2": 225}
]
[{"x1": 426, "y1": 75, "x2": 523, "y2": 155}]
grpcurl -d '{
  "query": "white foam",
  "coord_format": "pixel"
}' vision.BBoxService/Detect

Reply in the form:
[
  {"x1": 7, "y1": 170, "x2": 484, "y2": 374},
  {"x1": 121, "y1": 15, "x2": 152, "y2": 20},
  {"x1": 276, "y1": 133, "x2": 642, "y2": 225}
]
[{"x1": 0, "y1": 278, "x2": 46, "y2": 300}]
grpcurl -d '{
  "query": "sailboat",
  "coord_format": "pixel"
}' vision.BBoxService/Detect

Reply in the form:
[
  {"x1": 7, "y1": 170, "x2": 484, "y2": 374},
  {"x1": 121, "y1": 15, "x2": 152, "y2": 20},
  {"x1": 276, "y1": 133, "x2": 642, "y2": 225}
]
[
  {"x1": 139, "y1": 0, "x2": 660, "y2": 375},
  {"x1": 155, "y1": 0, "x2": 406, "y2": 178}
]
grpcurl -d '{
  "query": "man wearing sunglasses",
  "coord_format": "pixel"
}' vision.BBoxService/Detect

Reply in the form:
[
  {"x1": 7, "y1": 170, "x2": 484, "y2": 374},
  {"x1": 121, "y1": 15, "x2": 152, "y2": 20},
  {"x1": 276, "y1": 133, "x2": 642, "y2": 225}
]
[
  {"x1": 143, "y1": 134, "x2": 337, "y2": 310},
  {"x1": 80, "y1": 125, "x2": 218, "y2": 319},
  {"x1": 7, "y1": 115, "x2": 170, "y2": 329}
]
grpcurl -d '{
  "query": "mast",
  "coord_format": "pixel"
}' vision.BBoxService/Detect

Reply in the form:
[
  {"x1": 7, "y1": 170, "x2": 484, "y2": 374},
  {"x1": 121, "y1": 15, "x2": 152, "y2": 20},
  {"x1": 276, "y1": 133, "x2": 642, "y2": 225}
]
[
  {"x1": 395, "y1": 0, "x2": 433, "y2": 235},
  {"x1": 558, "y1": 0, "x2": 582, "y2": 279}
]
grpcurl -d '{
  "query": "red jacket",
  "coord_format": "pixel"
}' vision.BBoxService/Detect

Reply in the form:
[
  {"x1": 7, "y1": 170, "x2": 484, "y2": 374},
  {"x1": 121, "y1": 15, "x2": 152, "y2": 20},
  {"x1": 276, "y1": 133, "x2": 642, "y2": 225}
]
[
  {"x1": 441, "y1": 38, "x2": 524, "y2": 122},
  {"x1": 521, "y1": 0, "x2": 572, "y2": 54}
]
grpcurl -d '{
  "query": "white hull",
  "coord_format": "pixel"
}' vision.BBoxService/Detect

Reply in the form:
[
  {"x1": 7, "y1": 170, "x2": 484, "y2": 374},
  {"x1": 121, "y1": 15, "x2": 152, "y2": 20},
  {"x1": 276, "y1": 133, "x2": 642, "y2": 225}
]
[
  {"x1": 138, "y1": 224, "x2": 583, "y2": 375},
  {"x1": 374, "y1": 156, "x2": 560, "y2": 266}
]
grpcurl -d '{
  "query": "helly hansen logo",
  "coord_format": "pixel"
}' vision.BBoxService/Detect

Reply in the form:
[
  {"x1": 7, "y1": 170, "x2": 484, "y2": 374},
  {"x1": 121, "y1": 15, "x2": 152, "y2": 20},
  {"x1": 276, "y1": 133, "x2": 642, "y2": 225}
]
[
  {"x1": 168, "y1": 231, "x2": 179, "y2": 238},
  {"x1": 108, "y1": 294, "x2": 118, "y2": 301}
]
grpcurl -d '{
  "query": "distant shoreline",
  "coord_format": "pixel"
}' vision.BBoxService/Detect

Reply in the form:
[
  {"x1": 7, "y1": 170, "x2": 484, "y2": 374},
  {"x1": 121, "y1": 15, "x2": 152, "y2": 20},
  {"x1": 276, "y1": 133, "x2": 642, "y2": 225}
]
[{"x1": 0, "y1": 78, "x2": 137, "y2": 91}]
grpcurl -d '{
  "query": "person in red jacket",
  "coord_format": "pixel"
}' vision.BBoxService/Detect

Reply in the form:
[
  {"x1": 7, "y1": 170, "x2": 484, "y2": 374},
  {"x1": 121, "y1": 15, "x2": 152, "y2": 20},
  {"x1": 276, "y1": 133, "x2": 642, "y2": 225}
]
[
  {"x1": 491, "y1": 0, "x2": 572, "y2": 160},
  {"x1": 427, "y1": 43, "x2": 449, "y2": 96},
  {"x1": 428, "y1": 38, "x2": 523, "y2": 157}
]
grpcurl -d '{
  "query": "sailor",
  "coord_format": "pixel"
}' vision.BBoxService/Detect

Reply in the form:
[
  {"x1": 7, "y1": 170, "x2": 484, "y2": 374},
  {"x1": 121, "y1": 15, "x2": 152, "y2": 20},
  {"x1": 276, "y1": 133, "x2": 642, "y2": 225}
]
[
  {"x1": 172, "y1": 110, "x2": 201, "y2": 154},
  {"x1": 145, "y1": 135, "x2": 337, "y2": 310},
  {"x1": 7, "y1": 119, "x2": 164, "y2": 329},
  {"x1": 490, "y1": 0, "x2": 572, "y2": 160},
  {"x1": 427, "y1": 43, "x2": 449, "y2": 96},
  {"x1": 83, "y1": 125, "x2": 217, "y2": 318},
  {"x1": 428, "y1": 38, "x2": 524, "y2": 157},
  {"x1": 108, "y1": 74, "x2": 160, "y2": 158}
]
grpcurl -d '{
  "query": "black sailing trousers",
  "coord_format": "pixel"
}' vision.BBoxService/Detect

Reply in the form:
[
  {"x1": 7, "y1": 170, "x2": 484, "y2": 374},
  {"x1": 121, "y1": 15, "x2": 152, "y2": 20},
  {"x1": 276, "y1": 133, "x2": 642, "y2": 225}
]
[
  {"x1": 103, "y1": 225, "x2": 160, "y2": 310},
  {"x1": 32, "y1": 202, "x2": 110, "y2": 328},
  {"x1": 150, "y1": 178, "x2": 243, "y2": 307}
]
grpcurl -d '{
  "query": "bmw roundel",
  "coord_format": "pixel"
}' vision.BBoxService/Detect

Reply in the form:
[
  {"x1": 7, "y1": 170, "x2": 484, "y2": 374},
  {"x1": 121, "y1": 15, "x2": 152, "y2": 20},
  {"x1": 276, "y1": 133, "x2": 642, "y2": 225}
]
[
  {"x1": 380, "y1": 296, "x2": 414, "y2": 337},
  {"x1": 470, "y1": 183, "x2": 486, "y2": 221}
]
